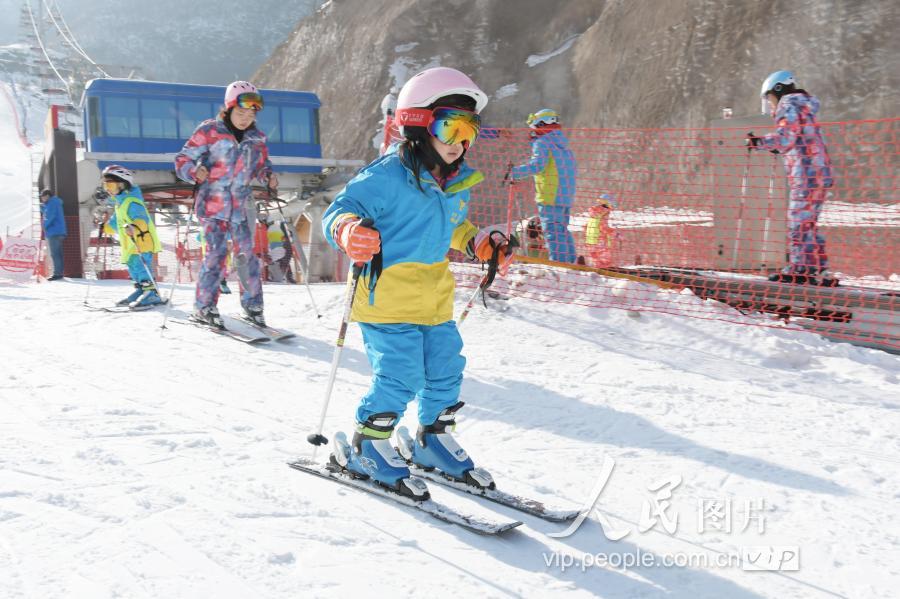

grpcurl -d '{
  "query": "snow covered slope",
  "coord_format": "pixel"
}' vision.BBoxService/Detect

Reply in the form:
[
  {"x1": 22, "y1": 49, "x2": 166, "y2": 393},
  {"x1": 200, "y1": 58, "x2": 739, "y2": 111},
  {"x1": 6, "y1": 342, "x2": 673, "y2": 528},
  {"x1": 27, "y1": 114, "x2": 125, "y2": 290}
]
[
  {"x1": 0, "y1": 277, "x2": 897, "y2": 598},
  {"x1": 0, "y1": 81, "x2": 34, "y2": 237}
]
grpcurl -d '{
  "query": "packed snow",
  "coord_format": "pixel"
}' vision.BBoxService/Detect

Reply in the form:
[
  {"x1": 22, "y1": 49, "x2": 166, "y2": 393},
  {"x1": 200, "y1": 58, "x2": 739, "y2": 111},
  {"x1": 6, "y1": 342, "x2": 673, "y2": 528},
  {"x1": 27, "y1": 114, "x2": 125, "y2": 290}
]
[
  {"x1": 0, "y1": 82, "x2": 35, "y2": 238},
  {"x1": 0, "y1": 275, "x2": 897, "y2": 598},
  {"x1": 526, "y1": 35, "x2": 580, "y2": 68},
  {"x1": 494, "y1": 83, "x2": 519, "y2": 101}
]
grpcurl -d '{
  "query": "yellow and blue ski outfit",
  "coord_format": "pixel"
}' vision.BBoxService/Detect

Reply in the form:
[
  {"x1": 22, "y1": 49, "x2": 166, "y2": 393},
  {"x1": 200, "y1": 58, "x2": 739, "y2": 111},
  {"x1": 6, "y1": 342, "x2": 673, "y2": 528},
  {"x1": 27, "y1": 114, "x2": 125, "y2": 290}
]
[
  {"x1": 510, "y1": 126, "x2": 578, "y2": 263},
  {"x1": 105, "y1": 185, "x2": 161, "y2": 283},
  {"x1": 322, "y1": 148, "x2": 481, "y2": 428}
]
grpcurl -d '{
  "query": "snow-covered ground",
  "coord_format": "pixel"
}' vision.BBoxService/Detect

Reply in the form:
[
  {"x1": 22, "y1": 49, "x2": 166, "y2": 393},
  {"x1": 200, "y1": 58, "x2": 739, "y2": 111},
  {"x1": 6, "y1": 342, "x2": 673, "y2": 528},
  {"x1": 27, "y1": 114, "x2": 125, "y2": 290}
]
[
  {"x1": 0, "y1": 81, "x2": 36, "y2": 238},
  {"x1": 0, "y1": 277, "x2": 897, "y2": 598}
]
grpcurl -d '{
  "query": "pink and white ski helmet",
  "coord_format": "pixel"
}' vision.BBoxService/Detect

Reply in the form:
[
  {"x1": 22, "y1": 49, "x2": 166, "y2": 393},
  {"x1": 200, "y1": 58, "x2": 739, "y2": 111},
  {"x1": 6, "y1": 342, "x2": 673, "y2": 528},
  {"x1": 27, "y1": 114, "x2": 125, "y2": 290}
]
[
  {"x1": 224, "y1": 81, "x2": 260, "y2": 109},
  {"x1": 396, "y1": 67, "x2": 488, "y2": 113}
]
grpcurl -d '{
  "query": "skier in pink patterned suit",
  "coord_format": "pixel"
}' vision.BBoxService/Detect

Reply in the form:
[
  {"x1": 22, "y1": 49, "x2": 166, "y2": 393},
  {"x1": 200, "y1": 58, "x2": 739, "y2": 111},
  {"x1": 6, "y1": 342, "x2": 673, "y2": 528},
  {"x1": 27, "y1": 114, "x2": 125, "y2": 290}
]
[
  {"x1": 175, "y1": 81, "x2": 279, "y2": 328},
  {"x1": 748, "y1": 70, "x2": 836, "y2": 286}
]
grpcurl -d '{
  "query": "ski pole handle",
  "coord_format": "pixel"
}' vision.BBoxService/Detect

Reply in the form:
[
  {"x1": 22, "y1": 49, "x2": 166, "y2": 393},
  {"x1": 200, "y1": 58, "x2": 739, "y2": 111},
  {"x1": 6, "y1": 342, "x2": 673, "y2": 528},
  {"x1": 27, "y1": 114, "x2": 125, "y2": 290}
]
[{"x1": 351, "y1": 218, "x2": 376, "y2": 277}]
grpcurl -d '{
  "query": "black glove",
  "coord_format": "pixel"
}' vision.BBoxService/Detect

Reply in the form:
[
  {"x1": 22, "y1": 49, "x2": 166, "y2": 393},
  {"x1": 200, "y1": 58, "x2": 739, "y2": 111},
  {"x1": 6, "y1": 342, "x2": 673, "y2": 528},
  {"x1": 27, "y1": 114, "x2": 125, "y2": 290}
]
[
  {"x1": 502, "y1": 162, "x2": 514, "y2": 185},
  {"x1": 745, "y1": 132, "x2": 762, "y2": 150}
]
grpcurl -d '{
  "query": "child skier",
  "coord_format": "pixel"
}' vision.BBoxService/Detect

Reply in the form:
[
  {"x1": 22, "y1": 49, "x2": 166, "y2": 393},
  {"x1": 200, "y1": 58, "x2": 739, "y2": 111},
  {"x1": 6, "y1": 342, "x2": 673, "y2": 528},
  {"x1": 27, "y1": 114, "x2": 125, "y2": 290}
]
[
  {"x1": 101, "y1": 165, "x2": 163, "y2": 307},
  {"x1": 584, "y1": 194, "x2": 618, "y2": 268},
  {"x1": 508, "y1": 108, "x2": 578, "y2": 263},
  {"x1": 322, "y1": 67, "x2": 517, "y2": 500},
  {"x1": 174, "y1": 81, "x2": 277, "y2": 329},
  {"x1": 748, "y1": 70, "x2": 836, "y2": 286}
]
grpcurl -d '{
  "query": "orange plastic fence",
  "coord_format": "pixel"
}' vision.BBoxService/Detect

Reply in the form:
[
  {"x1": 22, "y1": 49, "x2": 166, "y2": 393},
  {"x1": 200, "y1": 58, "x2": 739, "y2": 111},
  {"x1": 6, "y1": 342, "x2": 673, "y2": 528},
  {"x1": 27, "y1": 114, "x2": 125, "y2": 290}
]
[{"x1": 451, "y1": 119, "x2": 898, "y2": 350}]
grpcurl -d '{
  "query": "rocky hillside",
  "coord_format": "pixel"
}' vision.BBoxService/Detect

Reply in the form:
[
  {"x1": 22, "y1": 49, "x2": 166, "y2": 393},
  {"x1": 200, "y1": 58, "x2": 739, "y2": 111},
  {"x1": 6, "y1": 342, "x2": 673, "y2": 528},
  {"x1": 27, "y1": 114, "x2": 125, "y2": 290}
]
[{"x1": 255, "y1": 0, "x2": 898, "y2": 160}]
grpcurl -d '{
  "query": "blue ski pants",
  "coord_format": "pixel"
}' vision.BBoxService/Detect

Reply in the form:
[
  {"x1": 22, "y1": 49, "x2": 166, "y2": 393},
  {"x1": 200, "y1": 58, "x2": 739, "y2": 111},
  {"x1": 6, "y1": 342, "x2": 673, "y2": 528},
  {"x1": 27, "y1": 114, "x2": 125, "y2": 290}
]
[
  {"x1": 47, "y1": 235, "x2": 65, "y2": 277},
  {"x1": 126, "y1": 251, "x2": 155, "y2": 284},
  {"x1": 538, "y1": 204, "x2": 577, "y2": 263},
  {"x1": 356, "y1": 321, "x2": 466, "y2": 427}
]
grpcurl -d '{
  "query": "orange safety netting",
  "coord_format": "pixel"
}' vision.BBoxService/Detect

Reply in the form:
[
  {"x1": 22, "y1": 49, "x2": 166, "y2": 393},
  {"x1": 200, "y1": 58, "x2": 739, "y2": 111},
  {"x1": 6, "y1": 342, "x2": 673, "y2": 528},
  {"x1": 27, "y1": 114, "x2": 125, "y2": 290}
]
[{"x1": 450, "y1": 118, "x2": 898, "y2": 351}]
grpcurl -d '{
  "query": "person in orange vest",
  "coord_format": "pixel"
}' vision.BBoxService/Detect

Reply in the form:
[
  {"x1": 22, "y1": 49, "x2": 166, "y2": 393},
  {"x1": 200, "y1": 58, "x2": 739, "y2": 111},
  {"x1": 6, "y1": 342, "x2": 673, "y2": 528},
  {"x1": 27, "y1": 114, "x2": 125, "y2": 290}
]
[
  {"x1": 584, "y1": 194, "x2": 618, "y2": 268},
  {"x1": 253, "y1": 210, "x2": 272, "y2": 280}
]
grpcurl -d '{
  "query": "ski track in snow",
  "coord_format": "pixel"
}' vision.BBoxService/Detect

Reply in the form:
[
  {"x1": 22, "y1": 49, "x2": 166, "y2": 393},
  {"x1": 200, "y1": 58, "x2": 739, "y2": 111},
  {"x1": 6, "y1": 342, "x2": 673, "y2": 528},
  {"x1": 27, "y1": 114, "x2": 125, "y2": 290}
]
[{"x1": 0, "y1": 277, "x2": 897, "y2": 598}]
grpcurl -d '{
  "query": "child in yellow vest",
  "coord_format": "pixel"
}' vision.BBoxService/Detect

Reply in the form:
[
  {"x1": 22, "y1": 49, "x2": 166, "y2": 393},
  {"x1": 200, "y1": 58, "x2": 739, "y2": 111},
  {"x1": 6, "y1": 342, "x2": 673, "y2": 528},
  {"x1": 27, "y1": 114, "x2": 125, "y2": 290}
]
[
  {"x1": 101, "y1": 165, "x2": 163, "y2": 307},
  {"x1": 584, "y1": 194, "x2": 618, "y2": 269}
]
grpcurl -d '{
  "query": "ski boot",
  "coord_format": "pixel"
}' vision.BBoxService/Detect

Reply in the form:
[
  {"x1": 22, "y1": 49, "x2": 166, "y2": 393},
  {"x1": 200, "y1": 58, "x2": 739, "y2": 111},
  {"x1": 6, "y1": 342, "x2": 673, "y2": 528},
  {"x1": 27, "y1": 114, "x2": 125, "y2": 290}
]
[
  {"x1": 396, "y1": 402, "x2": 495, "y2": 490},
  {"x1": 330, "y1": 413, "x2": 429, "y2": 501},
  {"x1": 242, "y1": 305, "x2": 266, "y2": 327},
  {"x1": 129, "y1": 282, "x2": 163, "y2": 308},
  {"x1": 219, "y1": 279, "x2": 232, "y2": 294},
  {"x1": 768, "y1": 271, "x2": 816, "y2": 285},
  {"x1": 818, "y1": 270, "x2": 841, "y2": 287},
  {"x1": 192, "y1": 305, "x2": 225, "y2": 329},
  {"x1": 117, "y1": 283, "x2": 143, "y2": 306}
]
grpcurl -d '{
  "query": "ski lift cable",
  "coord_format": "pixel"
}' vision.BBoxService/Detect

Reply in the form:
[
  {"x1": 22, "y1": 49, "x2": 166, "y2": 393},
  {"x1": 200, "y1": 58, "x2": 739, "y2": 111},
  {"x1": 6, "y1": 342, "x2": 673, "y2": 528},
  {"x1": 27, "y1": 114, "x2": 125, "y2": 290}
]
[
  {"x1": 24, "y1": 0, "x2": 72, "y2": 102},
  {"x1": 51, "y1": 0, "x2": 94, "y2": 62},
  {"x1": 49, "y1": 0, "x2": 92, "y2": 59},
  {"x1": 42, "y1": 0, "x2": 110, "y2": 78},
  {"x1": 48, "y1": 0, "x2": 108, "y2": 77}
]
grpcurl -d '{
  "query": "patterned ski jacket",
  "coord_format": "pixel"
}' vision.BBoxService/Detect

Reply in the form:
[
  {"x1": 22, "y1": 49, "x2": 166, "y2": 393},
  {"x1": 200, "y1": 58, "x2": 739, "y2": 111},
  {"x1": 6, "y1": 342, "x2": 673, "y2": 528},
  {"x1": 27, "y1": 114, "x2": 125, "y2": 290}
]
[
  {"x1": 174, "y1": 116, "x2": 273, "y2": 222},
  {"x1": 760, "y1": 93, "x2": 834, "y2": 192}
]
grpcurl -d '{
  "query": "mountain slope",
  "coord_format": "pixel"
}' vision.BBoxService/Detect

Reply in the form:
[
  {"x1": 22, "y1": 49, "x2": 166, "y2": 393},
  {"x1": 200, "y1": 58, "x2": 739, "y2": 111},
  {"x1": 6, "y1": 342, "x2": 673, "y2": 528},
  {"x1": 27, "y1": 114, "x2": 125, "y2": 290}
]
[{"x1": 256, "y1": 0, "x2": 899, "y2": 159}]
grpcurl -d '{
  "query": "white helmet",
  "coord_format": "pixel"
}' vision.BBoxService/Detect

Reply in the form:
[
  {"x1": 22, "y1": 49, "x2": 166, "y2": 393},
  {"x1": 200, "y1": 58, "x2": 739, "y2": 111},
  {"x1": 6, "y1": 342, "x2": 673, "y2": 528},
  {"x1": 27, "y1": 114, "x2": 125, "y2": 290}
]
[
  {"x1": 101, "y1": 164, "x2": 134, "y2": 187},
  {"x1": 760, "y1": 70, "x2": 796, "y2": 114}
]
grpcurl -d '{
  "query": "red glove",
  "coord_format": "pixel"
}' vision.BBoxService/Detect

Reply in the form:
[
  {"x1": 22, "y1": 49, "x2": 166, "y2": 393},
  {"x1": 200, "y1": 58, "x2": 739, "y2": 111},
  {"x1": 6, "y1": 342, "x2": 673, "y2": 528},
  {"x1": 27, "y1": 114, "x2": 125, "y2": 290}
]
[
  {"x1": 337, "y1": 218, "x2": 380, "y2": 263},
  {"x1": 469, "y1": 228, "x2": 517, "y2": 276}
]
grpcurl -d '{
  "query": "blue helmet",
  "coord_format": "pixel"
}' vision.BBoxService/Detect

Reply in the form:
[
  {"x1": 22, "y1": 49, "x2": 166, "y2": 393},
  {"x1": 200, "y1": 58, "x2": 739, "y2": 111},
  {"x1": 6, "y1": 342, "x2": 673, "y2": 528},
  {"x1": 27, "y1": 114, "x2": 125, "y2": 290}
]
[
  {"x1": 760, "y1": 70, "x2": 796, "y2": 114},
  {"x1": 526, "y1": 108, "x2": 560, "y2": 128}
]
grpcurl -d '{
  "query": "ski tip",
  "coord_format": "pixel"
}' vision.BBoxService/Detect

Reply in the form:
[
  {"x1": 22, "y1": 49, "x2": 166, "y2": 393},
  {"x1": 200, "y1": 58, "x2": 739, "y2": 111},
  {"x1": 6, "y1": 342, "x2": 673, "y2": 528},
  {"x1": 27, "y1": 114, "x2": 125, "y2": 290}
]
[
  {"x1": 495, "y1": 520, "x2": 524, "y2": 534},
  {"x1": 541, "y1": 510, "x2": 581, "y2": 523}
]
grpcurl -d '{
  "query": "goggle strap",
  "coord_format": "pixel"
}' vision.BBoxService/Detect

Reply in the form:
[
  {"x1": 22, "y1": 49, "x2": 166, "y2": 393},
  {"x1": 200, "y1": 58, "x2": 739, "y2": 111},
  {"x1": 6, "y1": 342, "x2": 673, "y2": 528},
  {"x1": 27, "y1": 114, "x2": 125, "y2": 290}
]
[{"x1": 394, "y1": 108, "x2": 433, "y2": 127}]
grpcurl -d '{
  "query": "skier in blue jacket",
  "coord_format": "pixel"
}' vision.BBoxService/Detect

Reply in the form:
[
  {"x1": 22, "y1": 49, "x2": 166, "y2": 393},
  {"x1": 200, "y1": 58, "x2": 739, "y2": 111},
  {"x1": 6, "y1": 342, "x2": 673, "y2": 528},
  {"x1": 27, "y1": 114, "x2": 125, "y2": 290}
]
[
  {"x1": 322, "y1": 67, "x2": 517, "y2": 500},
  {"x1": 39, "y1": 189, "x2": 67, "y2": 280},
  {"x1": 508, "y1": 108, "x2": 578, "y2": 263}
]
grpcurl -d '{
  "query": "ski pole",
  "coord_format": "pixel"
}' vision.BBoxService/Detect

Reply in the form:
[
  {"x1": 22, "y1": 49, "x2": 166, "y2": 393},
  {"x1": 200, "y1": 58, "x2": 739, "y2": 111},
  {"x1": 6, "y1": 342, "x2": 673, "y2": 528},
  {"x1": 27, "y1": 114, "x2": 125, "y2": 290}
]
[
  {"x1": 83, "y1": 220, "x2": 105, "y2": 306},
  {"x1": 307, "y1": 218, "x2": 374, "y2": 459},
  {"x1": 457, "y1": 229, "x2": 519, "y2": 326},
  {"x1": 457, "y1": 276, "x2": 490, "y2": 326},
  {"x1": 269, "y1": 190, "x2": 322, "y2": 318},
  {"x1": 760, "y1": 154, "x2": 776, "y2": 270},
  {"x1": 505, "y1": 180, "x2": 515, "y2": 238},
  {"x1": 160, "y1": 202, "x2": 195, "y2": 331},
  {"x1": 732, "y1": 146, "x2": 751, "y2": 270},
  {"x1": 458, "y1": 181, "x2": 519, "y2": 325}
]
